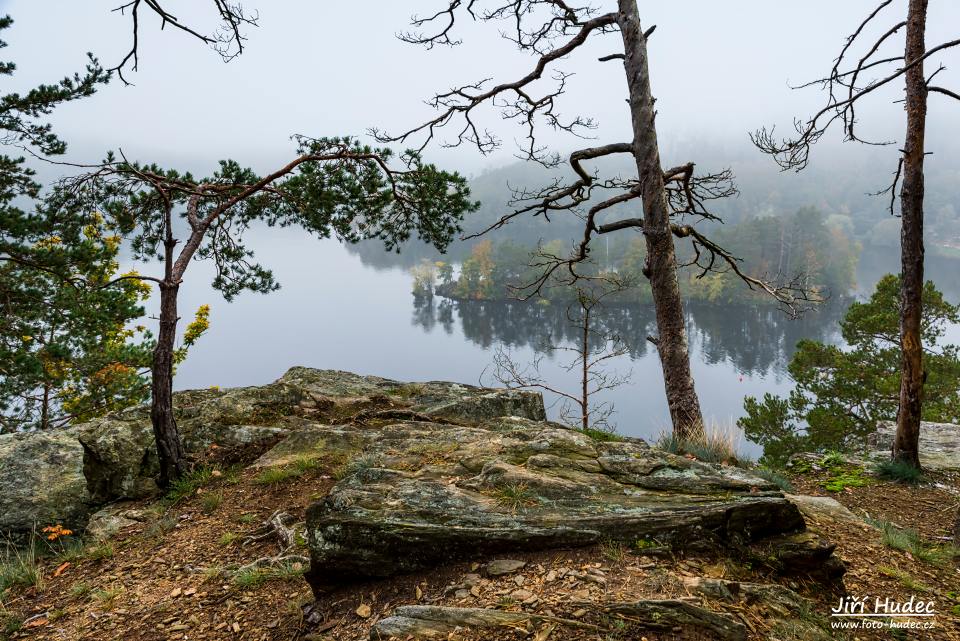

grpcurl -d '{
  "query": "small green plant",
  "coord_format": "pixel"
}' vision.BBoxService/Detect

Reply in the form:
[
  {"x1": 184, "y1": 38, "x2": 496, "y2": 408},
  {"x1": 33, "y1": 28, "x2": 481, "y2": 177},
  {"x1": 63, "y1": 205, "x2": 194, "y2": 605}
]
[
  {"x1": 634, "y1": 537, "x2": 661, "y2": 551},
  {"x1": 0, "y1": 542, "x2": 43, "y2": 595},
  {"x1": 202, "y1": 565, "x2": 225, "y2": 581},
  {"x1": 54, "y1": 537, "x2": 89, "y2": 563},
  {"x1": 201, "y1": 490, "x2": 224, "y2": 515},
  {"x1": 164, "y1": 465, "x2": 216, "y2": 507},
  {"x1": 231, "y1": 559, "x2": 306, "y2": 588},
  {"x1": 144, "y1": 512, "x2": 178, "y2": 540},
  {"x1": 820, "y1": 451, "x2": 847, "y2": 468},
  {"x1": 786, "y1": 457, "x2": 814, "y2": 475},
  {"x1": 85, "y1": 542, "x2": 114, "y2": 561},
  {"x1": 822, "y1": 467, "x2": 870, "y2": 492},
  {"x1": 874, "y1": 459, "x2": 924, "y2": 484},
  {"x1": 236, "y1": 513, "x2": 257, "y2": 525},
  {"x1": 1, "y1": 611, "x2": 23, "y2": 638},
  {"x1": 219, "y1": 532, "x2": 240, "y2": 547},
  {"x1": 494, "y1": 483, "x2": 538, "y2": 511},
  {"x1": 69, "y1": 581, "x2": 92, "y2": 598},
  {"x1": 254, "y1": 456, "x2": 320, "y2": 485},
  {"x1": 867, "y1": 518, "x2": 954, "y2": 566},
  {"x1": 600, "y1": 539, "x2": 628, "y2": 563},
  {"x1": 752, "y1": 467, "x2": 794, "y2": 492},
  {"x1": 334, "y1": 453, "x2": 379, "y2": 480},
  {"x1": 92, "y1": 585, "x2": 124, "y2": 609},
  {"x1": 878, "y1": 566, "x2": 932, "y2": 592},
  {"x1": 221, "y1": 465, "x2": 244, "y2": 485},
  {"x1": 232, "y1": 566, "x2": 266, "y2": 588}
]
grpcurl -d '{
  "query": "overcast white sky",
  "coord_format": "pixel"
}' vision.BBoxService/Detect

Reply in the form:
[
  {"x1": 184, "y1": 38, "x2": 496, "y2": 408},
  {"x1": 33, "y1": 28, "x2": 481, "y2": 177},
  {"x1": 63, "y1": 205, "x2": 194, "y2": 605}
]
[{"x1": 2, "y1": 0, "x2": 958, "y2": 178}]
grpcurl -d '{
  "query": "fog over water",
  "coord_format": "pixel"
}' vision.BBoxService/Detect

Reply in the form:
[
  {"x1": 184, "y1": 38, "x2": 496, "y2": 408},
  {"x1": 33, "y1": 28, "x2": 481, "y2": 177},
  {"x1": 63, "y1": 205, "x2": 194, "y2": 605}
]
[{"x1": 3, "y1": 1, "x2": 959, "y2": 449}]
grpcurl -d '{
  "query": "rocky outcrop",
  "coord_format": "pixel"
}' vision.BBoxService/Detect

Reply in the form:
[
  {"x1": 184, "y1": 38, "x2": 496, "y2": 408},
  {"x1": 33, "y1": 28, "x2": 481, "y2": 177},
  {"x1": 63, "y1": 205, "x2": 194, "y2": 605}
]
[
  {"x1": 869, "y1": 420, "x2": 960, "y2": 470},
  {"x1": 0, "y1": 368, "x2": 545, "y2": 537},
  {"x1": 0, "y1": 426, "x2": 90, "y2": 539},
  {"x1": 305, "y1": 416, "x2": 811, "y2": 587}
]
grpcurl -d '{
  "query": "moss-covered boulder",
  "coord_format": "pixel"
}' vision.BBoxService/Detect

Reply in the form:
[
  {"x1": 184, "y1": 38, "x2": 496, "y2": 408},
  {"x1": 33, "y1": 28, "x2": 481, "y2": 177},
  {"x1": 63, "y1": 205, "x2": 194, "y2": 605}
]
[{"x1": 0, "y1": 426, "x2": 90, "y2": 539}]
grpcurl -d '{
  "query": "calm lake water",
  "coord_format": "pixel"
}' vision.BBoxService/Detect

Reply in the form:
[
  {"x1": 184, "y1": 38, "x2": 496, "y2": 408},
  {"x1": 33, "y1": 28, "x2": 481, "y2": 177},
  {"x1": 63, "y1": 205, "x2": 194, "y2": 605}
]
[{"x1": 168, "y1": 230, "x2": 960, "y2": 456}]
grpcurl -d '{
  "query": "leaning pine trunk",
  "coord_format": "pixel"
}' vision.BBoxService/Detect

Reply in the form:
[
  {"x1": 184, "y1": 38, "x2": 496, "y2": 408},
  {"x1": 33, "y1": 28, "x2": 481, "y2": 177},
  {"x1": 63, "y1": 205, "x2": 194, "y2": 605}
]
[
  {"x1": 893, "y1": 0, "x2": 928, "y2": 469},
  {"x1": 152, "y1": 282, "x2": 189, "y2": 486},
  {"x1": 617, "y1": 0, "x2": 704, "y2": 438}
]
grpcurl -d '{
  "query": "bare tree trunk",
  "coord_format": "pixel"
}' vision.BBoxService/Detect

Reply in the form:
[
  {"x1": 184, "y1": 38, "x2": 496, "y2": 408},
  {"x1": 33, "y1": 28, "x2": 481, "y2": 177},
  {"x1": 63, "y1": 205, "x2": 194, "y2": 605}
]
[
  {"x1": 893, "y1": 0, "x2": 928, "y2": 469},
  {"x1": 617, "y1": 0, "x2": 703, "y2": 438},
  {"x1": 581, "y1": 305, "x2": 590, "y2": 431},
  {"x1": 152, "y1": 282, "x2": 188, "y2": 487},
  {"x1": 40, "y1": 382, "x2": 50, "y2": 430}
]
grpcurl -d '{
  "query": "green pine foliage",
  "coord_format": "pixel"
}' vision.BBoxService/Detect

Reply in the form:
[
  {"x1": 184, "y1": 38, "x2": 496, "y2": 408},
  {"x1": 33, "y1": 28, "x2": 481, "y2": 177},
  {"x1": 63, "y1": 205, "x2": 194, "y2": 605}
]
[
  {"x1": 0, "y1": 16, "x2": 188, "y2": 431},
  {"x1": 740, "y1": 274, "x2": 960, "y2": 465}
]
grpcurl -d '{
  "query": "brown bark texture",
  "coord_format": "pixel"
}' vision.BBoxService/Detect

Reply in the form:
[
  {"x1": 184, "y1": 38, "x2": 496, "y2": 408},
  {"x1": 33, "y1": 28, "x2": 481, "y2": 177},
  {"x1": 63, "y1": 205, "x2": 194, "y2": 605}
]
[
  {"x1": 151, "y1": 283, "x2": 188, "y2": 487},
  {"x1": 617, "y1": 0, "x2": 704, "y2": 438},
  {"x1": 893, "y1": 0, "x2": 928, "y2": 469}
]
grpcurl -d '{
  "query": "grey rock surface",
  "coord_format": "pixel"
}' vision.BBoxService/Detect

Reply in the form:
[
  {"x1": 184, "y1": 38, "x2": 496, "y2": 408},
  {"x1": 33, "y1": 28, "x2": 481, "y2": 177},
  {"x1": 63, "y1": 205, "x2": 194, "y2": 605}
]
[
  {"x1": 0, "y1": 425, "x2": 89, "y2": 539},
  {"x1": 868, "y1": 421, "x2": 960, "y2": 470},
  {"x1": 305, "y1": 416, "x2": 808, "y2": 585},
  {"x1": 0, "y1": 368, "x2": 545, "y2": 536}
]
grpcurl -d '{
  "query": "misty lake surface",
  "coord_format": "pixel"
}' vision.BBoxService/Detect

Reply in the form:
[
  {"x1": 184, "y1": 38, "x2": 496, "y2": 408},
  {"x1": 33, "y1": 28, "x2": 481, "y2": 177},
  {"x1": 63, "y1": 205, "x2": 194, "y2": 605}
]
[{"x1": 168, "y1": 230, "x2": 960, "y2": 456}]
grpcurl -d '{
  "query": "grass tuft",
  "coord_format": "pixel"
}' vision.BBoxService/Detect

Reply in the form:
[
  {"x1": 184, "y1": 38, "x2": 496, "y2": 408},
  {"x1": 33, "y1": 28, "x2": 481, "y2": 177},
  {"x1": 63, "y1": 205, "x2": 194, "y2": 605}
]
[
  {"x1": 0, "y1": 542, "x2": 43, "y2": 596},
  {"x1": 600, "y1": 539, "x2": 628, "y2": 563},
  {"x1": 752, "y1": 467, "x2": 794, "y2": 492},
  {"x1": 200, "y1": 490, "x2": 224, "y2": 515},
  {"x1": 655, "y1": 421, "x2": 746, "y2": 466},
  {"x1": 580, "y1": 426, "x2": 625, "y2": 442},
  {"x1": 494, "y1": 483, "x2": 539, "y2": 512},
  {"x1": 253, "y1": 456, "x2": 321, "y2": 485},
  {"x1": 219, "y1": 532, "x2": 240, "y2": 547},
  {"x1": 866, "y1": 518, "x2": 956, "y2": 566},
  {"x1": 231, "y1": 559, "x2": 306, "y2": 588},
  {"x1": 84, "y1": 542, "x2": 114, "y2": 561},
  {"x1": 878, "y1": 566, "x2": 933, "y2": 592},
  {"x1": 163, "y1": 466, "x2": 216, "y2": 507},
  {"x1": 91, "y1": 585, "x2": 124, "y2": 610},
  {"x1": 874, "y1": 459, "x2": 924, "y2": 484}
]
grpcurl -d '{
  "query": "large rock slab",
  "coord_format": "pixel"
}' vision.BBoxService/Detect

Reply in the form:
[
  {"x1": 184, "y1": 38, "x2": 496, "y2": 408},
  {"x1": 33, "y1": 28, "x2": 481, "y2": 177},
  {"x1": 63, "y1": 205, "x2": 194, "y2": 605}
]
[
  {"x1": 868, "y1": 421, "x2": 960, "y2": 471},
  {"x1": 80, "y1": 368, "x2": 545, "y2": 504},
  {"x1": 0, "y1": 426, "x2": 90, "y2": 539},
  {"x1": 0, "y1": 368, "x2": 545, "y2": 536},
  {"x1": 305, "y1": 418, "x2": 808, "y2": 586}
]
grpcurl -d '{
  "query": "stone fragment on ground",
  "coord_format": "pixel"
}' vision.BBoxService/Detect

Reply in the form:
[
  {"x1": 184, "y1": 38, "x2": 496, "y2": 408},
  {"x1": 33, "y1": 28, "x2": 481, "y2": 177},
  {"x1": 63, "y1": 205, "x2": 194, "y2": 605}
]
[
  {"x1": 683, "y1": 577, "x2": 833, "y2": 641},
  {"x1": 484, "y1": 559, "x2": 526, "y2": 576},
  {"x1": 370, "y1": 601, "x2": 747, "y2": 641},
  {"x1": 84, "y1": 502, "x2": 151, "y2": 540},
  {"x1": 786, "y1": 493, "x2": 864, "y2": 525}
]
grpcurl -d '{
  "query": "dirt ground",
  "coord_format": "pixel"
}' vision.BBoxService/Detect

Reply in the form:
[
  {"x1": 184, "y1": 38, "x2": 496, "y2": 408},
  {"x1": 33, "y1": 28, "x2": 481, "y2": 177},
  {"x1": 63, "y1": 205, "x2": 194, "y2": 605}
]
[{"x1": 2, "y1": 457, "x2": 958, "y2": 641}]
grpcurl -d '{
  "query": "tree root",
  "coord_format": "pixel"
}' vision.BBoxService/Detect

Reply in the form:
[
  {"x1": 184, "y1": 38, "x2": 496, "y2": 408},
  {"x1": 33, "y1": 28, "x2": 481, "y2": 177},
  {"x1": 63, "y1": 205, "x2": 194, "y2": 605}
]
[
  {"x1": 242, "y1": 509, "x2": 302, "y2": 550},
  {"x1": 237, "y1": 509, "x2": 310, "y2": 575},
  {"x1": 236, "y1": 554, "x2": 309, "y2": 574}
]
